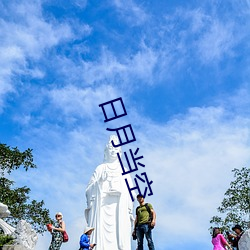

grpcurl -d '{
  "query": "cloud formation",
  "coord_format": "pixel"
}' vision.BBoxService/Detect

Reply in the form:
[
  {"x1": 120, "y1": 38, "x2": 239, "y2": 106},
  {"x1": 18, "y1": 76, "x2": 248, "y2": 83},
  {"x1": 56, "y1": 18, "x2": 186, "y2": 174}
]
[{"x1": 1, "y1": 1, "x2": 250, "y2": 250}]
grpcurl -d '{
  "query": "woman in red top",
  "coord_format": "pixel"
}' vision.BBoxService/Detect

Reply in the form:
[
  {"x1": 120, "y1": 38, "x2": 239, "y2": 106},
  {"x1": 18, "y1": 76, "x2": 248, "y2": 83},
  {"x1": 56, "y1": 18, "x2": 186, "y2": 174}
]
[{"x1": 212, "y1": 227, "x2": 232, "y2": 250}]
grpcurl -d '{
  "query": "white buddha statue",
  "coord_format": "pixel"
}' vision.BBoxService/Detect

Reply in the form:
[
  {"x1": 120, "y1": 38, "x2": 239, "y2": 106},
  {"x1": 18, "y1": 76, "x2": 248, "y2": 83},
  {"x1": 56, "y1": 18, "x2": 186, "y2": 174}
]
[
  {"x1": 85, "y1": 135, "x2": 134, "y2": 250},
  {"x1": 239, "y1": 228, "x2": 250, "y2": 250}
]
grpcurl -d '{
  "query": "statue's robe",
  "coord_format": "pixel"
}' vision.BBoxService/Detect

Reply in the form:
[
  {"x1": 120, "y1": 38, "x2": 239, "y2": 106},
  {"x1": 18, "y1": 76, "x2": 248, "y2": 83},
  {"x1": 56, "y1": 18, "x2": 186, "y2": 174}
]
[{"x1": 85, "y1": 163, "x2": 134, "y2": 250}]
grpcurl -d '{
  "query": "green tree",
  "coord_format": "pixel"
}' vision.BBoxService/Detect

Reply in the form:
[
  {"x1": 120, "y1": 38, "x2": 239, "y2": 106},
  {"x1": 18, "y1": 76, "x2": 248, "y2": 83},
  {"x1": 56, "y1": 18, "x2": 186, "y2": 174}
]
[
  {"x1": 0, "y1": 143, "x2": 52, "y2": 233},
  {"x1": 210, "y1": 167, "x2": 250, "y2": 232}
]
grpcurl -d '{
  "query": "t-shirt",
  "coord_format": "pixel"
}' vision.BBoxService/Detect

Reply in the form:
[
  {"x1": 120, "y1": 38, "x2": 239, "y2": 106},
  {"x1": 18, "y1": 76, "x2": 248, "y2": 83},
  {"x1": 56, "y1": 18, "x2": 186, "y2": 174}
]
[{"x1": 136, "y1": 203, "x2": 153, "y2": 225}]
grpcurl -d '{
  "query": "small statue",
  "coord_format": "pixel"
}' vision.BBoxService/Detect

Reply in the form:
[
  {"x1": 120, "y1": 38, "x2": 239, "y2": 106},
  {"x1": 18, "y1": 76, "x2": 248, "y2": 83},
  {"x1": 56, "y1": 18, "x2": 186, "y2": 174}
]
[
  {"x1": 0, "y1": 202, "x2": 15, "y2": 235},
  {"x1": 0, "y1": 202, "x2": 38, "y2": 250},
  {"x1": 13, "y1": 220, "x2": 38, "y2": 250}
]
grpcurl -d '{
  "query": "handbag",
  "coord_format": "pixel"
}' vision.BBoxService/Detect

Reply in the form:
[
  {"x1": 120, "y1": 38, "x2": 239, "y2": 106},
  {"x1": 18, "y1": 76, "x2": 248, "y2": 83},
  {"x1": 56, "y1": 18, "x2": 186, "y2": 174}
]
[{"x1": 62, "y1": 231, "x2": 69, "y2": 242}]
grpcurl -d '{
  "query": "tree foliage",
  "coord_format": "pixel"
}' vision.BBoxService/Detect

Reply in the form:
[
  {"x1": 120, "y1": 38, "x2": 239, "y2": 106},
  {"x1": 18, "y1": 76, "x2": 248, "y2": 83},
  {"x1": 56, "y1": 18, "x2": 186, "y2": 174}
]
[
  {"x1": 210, "y1": 167, "x2": 250, "y2": 232},
  {"x1": 0, "y1": 234, "x2": 14, "y2": 246},
  {"x1": 0, "y1": 143, "x2": 52, "y2": 233},
  {"x1": 0, "y1": 144, "x2": 36, "y2": 175}
]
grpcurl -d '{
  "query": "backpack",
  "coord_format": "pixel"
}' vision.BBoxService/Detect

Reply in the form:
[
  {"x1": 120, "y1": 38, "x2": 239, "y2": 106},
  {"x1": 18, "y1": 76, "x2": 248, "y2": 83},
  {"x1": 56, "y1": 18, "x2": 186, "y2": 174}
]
[{"x1": 136, "y1": 203, "x2": 154, "y2": 229}]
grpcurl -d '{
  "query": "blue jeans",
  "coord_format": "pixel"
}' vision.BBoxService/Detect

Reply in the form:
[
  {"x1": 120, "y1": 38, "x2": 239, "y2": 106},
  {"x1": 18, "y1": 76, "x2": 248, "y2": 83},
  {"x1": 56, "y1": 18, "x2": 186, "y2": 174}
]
[{"x1": 136, "y1": 223, "x2": 155, "y2": 250}]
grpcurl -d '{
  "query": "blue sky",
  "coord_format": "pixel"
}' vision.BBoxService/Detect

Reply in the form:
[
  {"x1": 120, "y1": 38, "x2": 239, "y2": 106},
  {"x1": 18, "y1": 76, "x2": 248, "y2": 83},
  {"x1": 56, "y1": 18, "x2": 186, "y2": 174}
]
[{"x1": 1, "y1": 0, "x2": 250, "y2": 249}]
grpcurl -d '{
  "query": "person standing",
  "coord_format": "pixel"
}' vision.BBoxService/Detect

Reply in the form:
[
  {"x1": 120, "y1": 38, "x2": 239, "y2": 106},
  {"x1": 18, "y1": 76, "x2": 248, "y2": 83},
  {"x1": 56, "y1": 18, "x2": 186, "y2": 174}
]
[
  {"x1": 49, "y1": 212, "x2": 66, "y2": 250},
  {"x1": 79, "y1": 227, "x2": 96, "y2": 250},
  {"x1": 211, "y1": 227, "x2": 232, "y2": 250},
  {"x1": 133, "y1": 194, "x2": 156, "y2": 250},
  {"x1": 231, "y1": 225, "x2": 244, "y2": 250}
]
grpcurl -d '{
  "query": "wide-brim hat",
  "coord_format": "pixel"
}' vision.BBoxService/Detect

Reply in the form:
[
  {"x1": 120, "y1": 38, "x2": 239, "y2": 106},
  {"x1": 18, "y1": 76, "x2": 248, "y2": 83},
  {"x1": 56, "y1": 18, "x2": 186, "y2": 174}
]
[
  {"x1": 84, "y1": 227, "x2": 94, "y2": 234},
  {"x1": 232, "y1": 225, "x2": 242, "y2": 231}
]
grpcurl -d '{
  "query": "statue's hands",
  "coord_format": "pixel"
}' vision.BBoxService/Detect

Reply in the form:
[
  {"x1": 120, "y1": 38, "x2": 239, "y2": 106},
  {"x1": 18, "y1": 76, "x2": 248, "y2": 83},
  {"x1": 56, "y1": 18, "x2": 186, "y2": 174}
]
[
  {"x1": 89, "y1": 197, "x2": 94, "y2": 208},
  {"x1": 87, "y1": 195, "x2": 96, "y2": 208},
  {"x1": 102, "y1": 171, "x2": 108, "y2": 181},
  {"x1": 128, "y1": 208, "x2": 134, "y2": 222}
]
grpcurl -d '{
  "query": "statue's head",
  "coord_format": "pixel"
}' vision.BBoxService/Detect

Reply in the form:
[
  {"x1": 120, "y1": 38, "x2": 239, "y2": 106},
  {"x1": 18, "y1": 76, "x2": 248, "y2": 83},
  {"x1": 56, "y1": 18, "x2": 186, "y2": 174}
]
[
  {"x1": 104, "y1": 135, "x2": 122, "y2": 163},
  {"x1": 0, "y1": 202, "x2": 10, "y2": 218}
]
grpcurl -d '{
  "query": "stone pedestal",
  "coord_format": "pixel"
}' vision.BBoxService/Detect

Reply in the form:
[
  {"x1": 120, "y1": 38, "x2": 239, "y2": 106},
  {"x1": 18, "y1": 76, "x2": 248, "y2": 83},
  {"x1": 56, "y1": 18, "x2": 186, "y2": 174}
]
[{"x1": 2, "y1": 246, "x2": 26, "y2": 250}]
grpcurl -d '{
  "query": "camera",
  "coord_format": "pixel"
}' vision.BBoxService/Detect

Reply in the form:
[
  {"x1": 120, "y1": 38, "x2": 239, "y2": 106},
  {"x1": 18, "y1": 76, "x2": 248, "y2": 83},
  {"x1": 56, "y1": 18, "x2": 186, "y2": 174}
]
[{"x1": 132, "y1": 231, "x2": 137, "y2": 240}]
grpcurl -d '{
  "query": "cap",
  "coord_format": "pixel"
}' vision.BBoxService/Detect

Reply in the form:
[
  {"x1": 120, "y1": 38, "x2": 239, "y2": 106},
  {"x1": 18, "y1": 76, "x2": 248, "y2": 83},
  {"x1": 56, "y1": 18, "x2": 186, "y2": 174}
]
[
  {"x1": 136, "y1": 194, "x2": 144, "y2": 198},
  {"x1": 232, "y1": 225, "x2": 243, "y2": 231}
]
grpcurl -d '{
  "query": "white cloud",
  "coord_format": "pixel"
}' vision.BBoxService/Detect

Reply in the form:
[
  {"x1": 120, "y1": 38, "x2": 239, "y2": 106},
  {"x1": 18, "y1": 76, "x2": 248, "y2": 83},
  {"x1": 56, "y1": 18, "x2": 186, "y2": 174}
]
[
  {"x1": 81, "y1": 48, "x2": 127, "y2": 85},
  {"x1": 0, "y1": 2, "x2": 73, "y2": 58},
  {"x1": 0, "y1": 1, "x2": 74, "y2": 111},
  {"x1": 159, "y1": 7, "x2": 240, "y2": 68},
  {"x1": 196, "y1": 20, "x2": 235, "y2": 63},
  {"x1": 73, "y1": 0, "x2": 87, "y2": 9},
  {"x1": 224, "y1": 84, "x2": 250, "y2": 115},
  {"x1": 2, "y1": 2, "x2": 250, "y2": 250},
  {"x1": 127, "y1": 43, "x2": 158, "y2": 84},
  {"x1": 48, "y1": 84, "x2": 120, "y2": 120},
  {"x1": 131, "y1": 105, "x2": 250, "y2": 247},
  {"x1": 112, "y1": 0, "x2": 148, "y2": 26},
  {"x1": 188, "y1": 8, "x2": 210, "y2": 33},
  {"x1": 81, "y1": 45, "x2": 158, "y2": 87}
]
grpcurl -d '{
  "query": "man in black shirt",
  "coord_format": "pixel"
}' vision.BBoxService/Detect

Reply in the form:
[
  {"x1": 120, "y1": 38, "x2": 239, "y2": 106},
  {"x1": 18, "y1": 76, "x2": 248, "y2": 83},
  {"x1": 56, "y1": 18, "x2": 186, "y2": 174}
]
[{"x1": 230, "y1": 225, "x2": 244, "y2": 250}]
